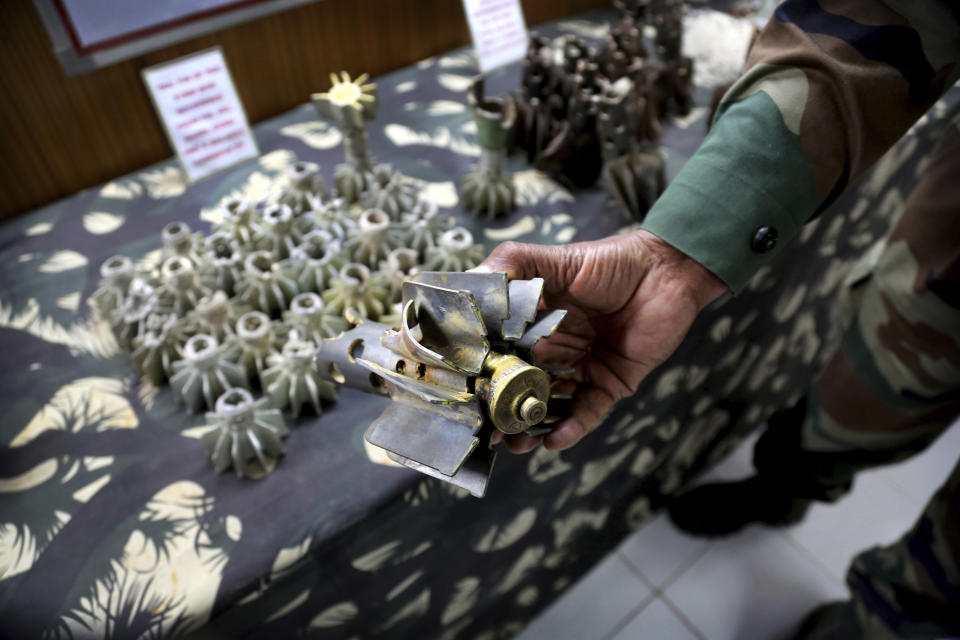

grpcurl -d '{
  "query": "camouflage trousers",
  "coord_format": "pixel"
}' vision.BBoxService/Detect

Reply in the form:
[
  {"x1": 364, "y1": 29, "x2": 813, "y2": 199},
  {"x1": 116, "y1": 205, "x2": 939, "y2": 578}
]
[{"x1": 752, "y1": 115, "x2": 960, "y2": 638}]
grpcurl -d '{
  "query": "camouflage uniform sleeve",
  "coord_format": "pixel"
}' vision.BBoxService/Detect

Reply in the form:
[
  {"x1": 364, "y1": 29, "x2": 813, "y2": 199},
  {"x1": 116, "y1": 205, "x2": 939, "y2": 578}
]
[{"x1": 639, "y1": 0, "x2": 960, "y2": 293}]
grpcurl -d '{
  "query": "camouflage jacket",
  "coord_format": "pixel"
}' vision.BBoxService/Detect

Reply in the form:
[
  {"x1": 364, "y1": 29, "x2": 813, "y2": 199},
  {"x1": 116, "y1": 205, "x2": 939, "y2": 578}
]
[{"x1": 642, "y1": 0, "x2": 960, "y2": 293}]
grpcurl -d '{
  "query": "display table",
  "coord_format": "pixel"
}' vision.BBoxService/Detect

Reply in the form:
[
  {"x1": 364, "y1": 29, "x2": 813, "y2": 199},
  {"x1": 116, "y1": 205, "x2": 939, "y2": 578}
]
[{"x1": 1, "y1": 9, "x2": 956, "y2": 639}]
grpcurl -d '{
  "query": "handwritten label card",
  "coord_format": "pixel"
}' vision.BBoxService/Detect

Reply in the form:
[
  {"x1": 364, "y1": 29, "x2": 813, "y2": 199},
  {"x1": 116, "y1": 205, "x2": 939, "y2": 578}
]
[
  {"x1": 142, "y1": 48, "x2": 258, "y2": 183},
  {"x1": 463, "y1": 0, "x2": 528, "y2": 72}
]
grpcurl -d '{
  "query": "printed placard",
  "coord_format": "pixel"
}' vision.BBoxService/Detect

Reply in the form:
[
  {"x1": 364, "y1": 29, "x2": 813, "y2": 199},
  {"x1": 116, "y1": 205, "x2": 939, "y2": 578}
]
[
  {"x1": 142, "y1": 47, "x2": 258, "y2": 183},
  {"x1": 463, "y1": 0, "x2": 528, "y2": 72}
]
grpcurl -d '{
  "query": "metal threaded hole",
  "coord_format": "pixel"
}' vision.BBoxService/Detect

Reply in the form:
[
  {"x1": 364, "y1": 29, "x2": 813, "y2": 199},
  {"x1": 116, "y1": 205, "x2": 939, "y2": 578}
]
[
  {"x1": 186, "y1": 334, "x2": 217, "y2": 359},
  {"x1": 294, "y1": 293, "x2": 319, "y2": 311},
  {"x1": 164, "y1": 257, "x2": 192, "y2": 276},
  {"x1": 265, "y1": 205, "x2": 288, "y2": 222},
  {"x1": 348, "y1": 339, "x2": 364, "y2": 363},
  {"x1": 251, "y1": 253, "x2": 273, "y2": 272},
  {"x1": 343, "y1": 263, "x2": 369, "y2": 284},
  {"x1": 222, "y1": 390, "x2": 247, "y2": 406}
]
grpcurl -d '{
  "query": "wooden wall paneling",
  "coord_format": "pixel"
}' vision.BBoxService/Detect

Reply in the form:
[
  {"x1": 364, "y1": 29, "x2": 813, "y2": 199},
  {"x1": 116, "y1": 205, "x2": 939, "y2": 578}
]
[{"x1": 0, "y1": 0, "x2": 608, "y2": 221}]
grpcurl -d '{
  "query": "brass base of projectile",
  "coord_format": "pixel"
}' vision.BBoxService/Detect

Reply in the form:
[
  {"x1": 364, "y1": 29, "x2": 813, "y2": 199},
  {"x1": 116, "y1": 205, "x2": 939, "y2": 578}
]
[{"x1": 476, "y1": 352, "x2": 550, "y2": 435}]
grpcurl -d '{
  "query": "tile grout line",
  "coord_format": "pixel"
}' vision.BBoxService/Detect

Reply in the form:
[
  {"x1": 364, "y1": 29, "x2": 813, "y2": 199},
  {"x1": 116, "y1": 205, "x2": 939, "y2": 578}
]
[
  {"x1": 778, "y1": 527, "x2": 848, "y2": 586},
  {"x1": 600, "y1": 591, "x2": 657, "y2": 640},
  {"x1": 660, "y1": 541, "x2": 714, "y2": 592},
  {"x1": 616, "y1": 541, "x2": 714, "y2": 640},
  {"x1": 615, "y1": 550, "x2": 656, "y2": 590},
  {"x1": 617, "y1": 541, "x2": 713, "y2": 594},
  {"x1": 660, "y1": 592, "x2": 709, "y2": 640}
]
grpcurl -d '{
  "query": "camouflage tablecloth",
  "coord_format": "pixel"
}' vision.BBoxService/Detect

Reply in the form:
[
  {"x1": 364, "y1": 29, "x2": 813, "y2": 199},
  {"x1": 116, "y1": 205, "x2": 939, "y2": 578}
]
[{"x1": 2, "y1": 9, "x2": 956, "y2": 639}]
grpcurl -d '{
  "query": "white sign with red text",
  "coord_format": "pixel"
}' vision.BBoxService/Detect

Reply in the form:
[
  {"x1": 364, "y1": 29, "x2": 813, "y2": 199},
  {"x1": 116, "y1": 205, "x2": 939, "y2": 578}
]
[
  {"x1": 142, "y1": 47, "x2": 258, "y2": 183},
  {"x1": 463, "y1": 0, "x2": 528, "y2": 72}
]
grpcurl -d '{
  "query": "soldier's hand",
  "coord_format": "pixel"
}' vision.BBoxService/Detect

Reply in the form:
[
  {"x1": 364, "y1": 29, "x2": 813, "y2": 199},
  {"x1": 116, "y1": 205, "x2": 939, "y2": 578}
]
[{"x1": 475, "y1": 230, "x2": 727, "y2": 453}]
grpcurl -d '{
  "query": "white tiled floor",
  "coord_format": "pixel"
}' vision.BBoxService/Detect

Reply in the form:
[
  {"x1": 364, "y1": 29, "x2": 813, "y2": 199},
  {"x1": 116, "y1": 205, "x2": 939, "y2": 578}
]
[{"x1": 515, "y1": 418, "x2": 960, "y2": 640}]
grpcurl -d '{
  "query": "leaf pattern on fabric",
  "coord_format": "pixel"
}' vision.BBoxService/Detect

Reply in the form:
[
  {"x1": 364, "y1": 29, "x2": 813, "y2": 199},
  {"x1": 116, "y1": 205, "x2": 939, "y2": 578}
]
[
  {"x1": 484, "y1": 216, "x2": 537, "y2": 241},
  {"x1": 0, "y1": 299, "x2": 118, "y2": 358},
  {"x1": 437, "y1": 74, "x2": 473, "y2": 92},
  {"x1": 654, "y1": 366, "x2": 685, "y2": 400},
  {"x1": 308, "y1": 600, "x2": 358, "y2": 628},
  {"x1": 384, "y1": 124, "x2": 480, "y2": 156},
  {"x1": 379, "y1": 588, "x2": 430, "y2": 630},
  {"x1": 494, "y1": 546, "x2": 545, "y2": 595},
  {"x1": 625, "y1": 497, "x2": 654, "y2": 530},
  {"x1": 139, "y1": 166, "x2": 187, "y2": 199},
  {"x1": 224, "y1": 515, "x2": 242, "y2": 542},
  {"x1": 774, "y1": 284, "x2": 807, "y2": 322},
  {"x1": 748, "y1": 265, "x2": 777, "y2": 293},
  {"x1": 441, "y1": 576, "x2": 480, "y2": 625},
  {"x1": 259, "y1": 149, "x2": 297, "y2": 172},
  {"x1": 710, "y1": 316, "x2": 733, "y2": 342},
  {"x1": 747, "y1": 336, "x2": 787, "y2": 392},
  {"x1": 59, "y1": 481, "x2": 228, "y2": 639},
  {"x1": 655, "y1": 417, "x2": 680, "y2": 441},
  {"x1": 723, "y1": 344, "x2": 762, "y2": 395},
  {"x1": 404, "y1": 479, "x2": 433, "y2": 506},
  {"x1": 99, "y1": 178, "x2": 144, "y2": 199},
  {"x1": 71, "y1": 468, "x2": 112, "y2": 503},
  {"x1": 416, "y1": 181, "x2": 459, "y2": 208},
  {"x1": 270, "y1": 536, "x2": 313, "y2": 580},
  {"x1": 0, "y1": 522, "x2": 38, "y2": 581},
  {"x1": 552, "y1": 507, "x2": 610, "y2": 547},
  {"x1": 438, "y1": 52, "x2": 475, "y2": 68},
  {"x1": 351, "y1": 540, "x2": 401, "y2": 572},
  {"x1": 605, "y1": 413, "x2": 654, "y2": 444},
  {"x1": 515, "y1": 585, "x2": 539, "y2": 607},
  {"x1": 576, "y1": 443, "x2": 636, "y2": 496},
  {"x1": 265, "y1": 588, "x2": 310, "y2": 622},
  {"x1": 438, "y1": 616, "x2": 475, "y2": 640},
  {"x1": 396, "y1": 541, "x2": 433, "y2": 565},
  {"x1": 0, "y1": 458, "x2": 58, "y2": 493},
  {"x1": 473, "y1": 508, "x2": 537, "y2": 552},
  {"x1": 630, "y1": 447, "x2": 657, "y2": 476},
  {"x1": 514, "y1": 170, "x2": 575, "y2": 206},
  {"x1": 11, "y1": 377, "x2": 137, "y2": 447},
  {"x1": 787, "y1": 311, "x2": 821, "y2": 364},
  {"x1": 280, "y1": 121, "x2": 344, "y2": 150},
  {"x1": 554, "y1": 226, "x2": 577, "y2": 242},
  {"x1": 686, "y1": 366, "x2": 709, "y2": 392},
  {"x1": 425, "y1": 100, "x2": 467, "y2": 116},
  {"x1": 387, "y1": 569, "x2": 424, "y2": 601},
  {"x1": 527, "y1": 447, "x2": 573, "y2": 483},
  {"x1": 671, "y1": 410, "x2": 731, "y2": 471},
  {"x1": 38, "y1": 250, "x2": 87, "y2": 273},
  {"x1": 55, "y1": 292, "x2": 80, "y2": 311},
  {"x1": 82, "y1": 212, "x2": 125, "y2": 235},
  {"x1": 25, "y1": 222, "x2": 53, "y2": 237}
]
